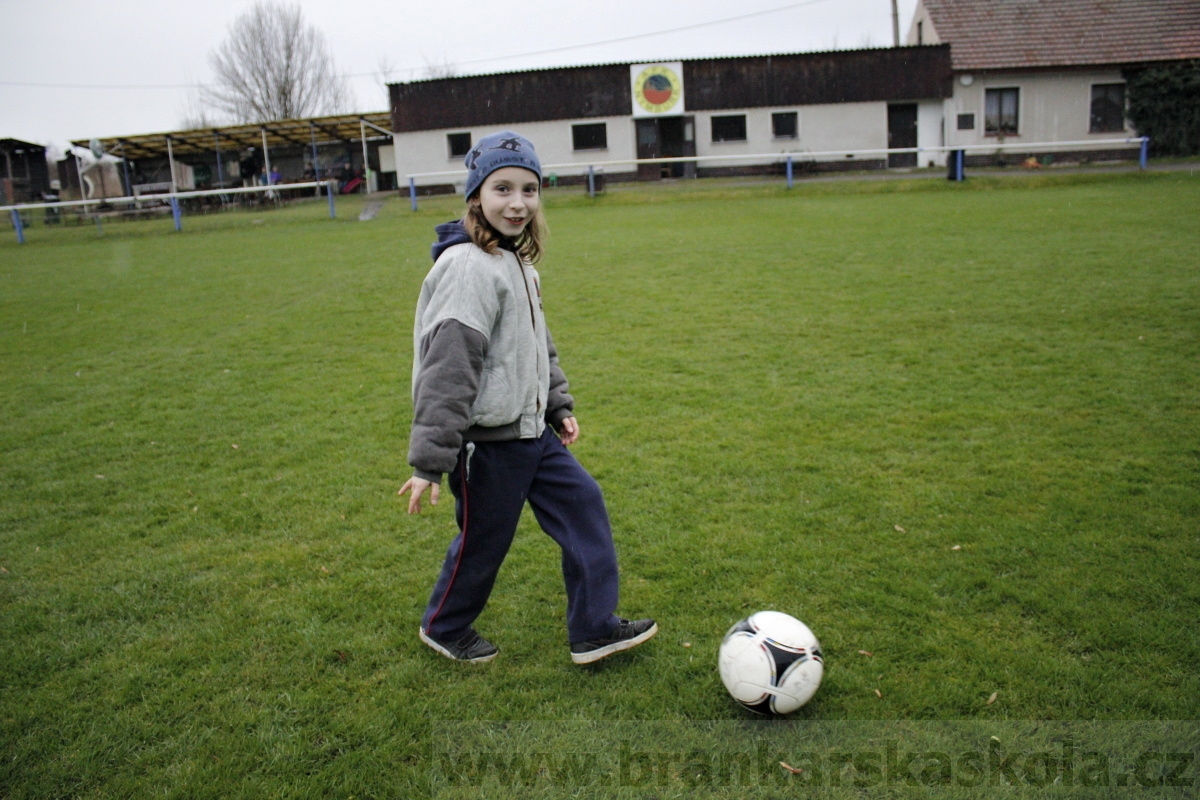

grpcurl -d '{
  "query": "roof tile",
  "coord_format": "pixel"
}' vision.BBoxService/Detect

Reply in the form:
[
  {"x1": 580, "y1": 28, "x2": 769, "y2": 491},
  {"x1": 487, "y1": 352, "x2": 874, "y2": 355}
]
[{"x1": 922, "y1": 0, "x2": 1200, "y2": 70}]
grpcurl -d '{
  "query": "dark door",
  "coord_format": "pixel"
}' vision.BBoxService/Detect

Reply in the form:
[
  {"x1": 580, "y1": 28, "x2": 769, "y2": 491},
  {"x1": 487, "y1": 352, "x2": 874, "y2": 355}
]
[
  {"x1": 658, "y1": 117, "x2": 687, "y2": 178},
  {"x1": 636, "y1": 117, "x2": 697, "y2": 179},
  {"x1": 681, "y1": 115, "x2": 696, "y2": 178},
  {"x1": 887, "y1": 103, "x2": 918, "y2": 168},
  {"x1": 635, "y1": 119, "x2": 660, "y2": 180}
]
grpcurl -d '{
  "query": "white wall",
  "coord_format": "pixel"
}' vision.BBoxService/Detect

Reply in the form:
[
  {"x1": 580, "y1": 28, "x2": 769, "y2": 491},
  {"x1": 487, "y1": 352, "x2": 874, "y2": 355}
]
[
  {"x1": 378, "y1": 144, "x2": 396, "y2": 174},
  {"x1": 905, "y1": 0, "x2": 939, "y2": 45},
  {"x1": 692, "y1": 102, "x2": 889, "y2": 169},
  {"x1": 393, "y1": 116, "x2": 637, "y2": 190},
  {"x1": 390, "y1": 99, "x2": 989, "y2": 183},
  {"x1": 917, "y1": 99, "x2": 946, "y2": 167},
  {"x1": 945, "y1": 69, "x2": 1134, "y2": 149}
]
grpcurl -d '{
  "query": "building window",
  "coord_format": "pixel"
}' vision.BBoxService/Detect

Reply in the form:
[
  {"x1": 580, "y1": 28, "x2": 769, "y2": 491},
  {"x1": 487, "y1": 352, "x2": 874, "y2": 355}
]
[
  {"x1": 447, "y1": 132, "x2": 472, "y2": 158},
  {"x1": 572, "y1": 122, "x2": 607, "y2": 151},
  {"x1": 1090, "y1": 83, "x2": 1126, "y2": 133},
  {"x1": 957, "y1": 113, "x2": 975, "y2": 130},
  {"x1": 772, "y1": 111, "x2": 798, "y2": 139},
  {"x1": 917, "y1": 21, "x2": 924, "y2": 44},
  {"x1": 711, "y1": 114, "x2": 747, "y2": 143},
  {"x1": 984, "y1": 87, "x2": 1020, "y2": 136}
]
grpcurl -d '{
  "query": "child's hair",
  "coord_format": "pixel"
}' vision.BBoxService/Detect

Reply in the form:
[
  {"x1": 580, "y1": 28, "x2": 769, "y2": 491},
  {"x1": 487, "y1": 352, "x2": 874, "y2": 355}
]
[{"x1": 464, "y1": 194, "x2": 547, "y2": 265}]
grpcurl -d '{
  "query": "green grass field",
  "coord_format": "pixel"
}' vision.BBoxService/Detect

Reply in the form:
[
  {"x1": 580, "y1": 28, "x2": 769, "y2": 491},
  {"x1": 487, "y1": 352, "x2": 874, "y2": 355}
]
[{"x1": 2, "y1": 172, "x2": 1198, "y2": 797}]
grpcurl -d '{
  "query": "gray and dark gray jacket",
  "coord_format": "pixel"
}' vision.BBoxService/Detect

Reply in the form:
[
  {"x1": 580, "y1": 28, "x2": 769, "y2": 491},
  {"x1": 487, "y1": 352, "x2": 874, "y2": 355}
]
[{"x1": 407, "y1": 222, "x2": 574, "y2": 482}]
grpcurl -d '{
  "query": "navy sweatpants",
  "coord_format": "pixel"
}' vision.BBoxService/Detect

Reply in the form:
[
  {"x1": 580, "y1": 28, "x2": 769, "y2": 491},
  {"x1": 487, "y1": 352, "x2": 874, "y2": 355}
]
[{"x1": 421, "y1": 426, "x2": 621, "y2": 645}]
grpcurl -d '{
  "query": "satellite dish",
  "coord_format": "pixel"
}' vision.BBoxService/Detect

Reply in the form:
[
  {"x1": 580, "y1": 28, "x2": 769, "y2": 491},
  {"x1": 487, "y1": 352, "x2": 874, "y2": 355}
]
[{"x1": 87, "y1": 138, "x2": 110, "y2": 203}]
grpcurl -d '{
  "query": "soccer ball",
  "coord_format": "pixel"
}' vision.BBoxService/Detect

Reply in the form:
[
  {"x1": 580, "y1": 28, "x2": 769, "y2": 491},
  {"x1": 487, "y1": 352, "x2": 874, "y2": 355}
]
[{"x1": 718, "y1": 610, "x2": 824, "y2": 715}]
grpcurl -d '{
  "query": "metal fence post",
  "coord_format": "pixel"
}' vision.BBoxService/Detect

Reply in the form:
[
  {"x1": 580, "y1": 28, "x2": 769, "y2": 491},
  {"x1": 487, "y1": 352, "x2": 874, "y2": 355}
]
[
  {"x1": 170, "y1": 197, "x2": 182, "y2": 232},
  {"x1": 11, "y1": 209, "x2": 25, "y2": 244},
  {"x1": 327, "y1": 181, "x2": 336, "y2": 218},
  {"x1": 409, "y1": 177, "x2": 418, "y2": 211},
  {"x1": 786, "y1": 156, "x2": 794, "y2": 189},
  {"x1": 1140, "y1": 138, "x2": 1149, "y2": 170},
  {"x1": 588, "y1": 166, "x2": 595, "y2": 198}
]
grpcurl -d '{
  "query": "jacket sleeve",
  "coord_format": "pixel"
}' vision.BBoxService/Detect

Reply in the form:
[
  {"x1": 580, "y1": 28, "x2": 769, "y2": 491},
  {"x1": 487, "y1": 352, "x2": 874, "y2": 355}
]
[
  {"x1": 408, "y1": 318, "x2": 488, "y2": 482},
  {"x1": 544, "y1": 326, "x2": 575, "y2": 431}
]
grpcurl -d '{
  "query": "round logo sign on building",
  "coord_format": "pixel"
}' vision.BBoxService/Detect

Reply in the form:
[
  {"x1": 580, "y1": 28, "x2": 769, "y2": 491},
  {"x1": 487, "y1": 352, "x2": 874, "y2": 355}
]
[{"x1": 631, "y1": 63, "x2": 684, "y2": 116}]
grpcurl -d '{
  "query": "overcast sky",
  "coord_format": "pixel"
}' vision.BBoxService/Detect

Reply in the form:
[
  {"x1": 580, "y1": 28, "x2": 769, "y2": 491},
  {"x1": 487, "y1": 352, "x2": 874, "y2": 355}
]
[{"x1": 0, "y1": 0, "x2": 919, "y2": 154}]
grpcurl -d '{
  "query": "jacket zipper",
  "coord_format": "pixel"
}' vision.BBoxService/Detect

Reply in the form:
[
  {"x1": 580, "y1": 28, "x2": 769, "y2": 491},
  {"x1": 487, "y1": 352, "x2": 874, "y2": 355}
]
[
  {"x1": 518, "y1": 259, "x2": 543, "y2": 413},
  {"x1": 518, "y1": 261, "x2": 537, "y2": 331}
]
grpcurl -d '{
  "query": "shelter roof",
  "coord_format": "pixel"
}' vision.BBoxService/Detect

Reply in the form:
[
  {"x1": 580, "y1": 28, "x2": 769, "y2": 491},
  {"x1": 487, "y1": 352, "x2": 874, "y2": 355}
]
[
  {"x1": 1, "y1": 139, "x2": 46, "y2": 152},
  {"x1": 72, "y1": 112, "x2": 392, "y2": 161},
  {"x1": 920, "y1": 0, "x2": 1200, "y2": 71}
]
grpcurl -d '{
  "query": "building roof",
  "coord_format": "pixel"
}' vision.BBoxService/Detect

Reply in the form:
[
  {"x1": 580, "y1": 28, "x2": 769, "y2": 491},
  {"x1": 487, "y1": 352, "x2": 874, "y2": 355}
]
[
  {"x1": 919, "y1": 0, "x2": 1200, "y2": 71},
  {"x1": 71, "y1": 112, "x2": 392, "y2": 161}
]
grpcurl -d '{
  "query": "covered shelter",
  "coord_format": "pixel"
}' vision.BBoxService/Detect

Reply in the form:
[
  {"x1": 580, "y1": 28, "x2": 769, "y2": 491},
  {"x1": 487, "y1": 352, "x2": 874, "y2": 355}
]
[
  {"x1": 1, "y1": 139, "x2": 52, "y2": 204},
  {"x1": 72, "y1": 112, "x2": 396, "y2": 195}
]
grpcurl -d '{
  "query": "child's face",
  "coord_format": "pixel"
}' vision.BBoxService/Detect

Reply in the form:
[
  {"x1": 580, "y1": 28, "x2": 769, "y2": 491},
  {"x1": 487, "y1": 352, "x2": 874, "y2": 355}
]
[{"x1": 478, "y1": 167, "x2": 540, "y2": 238}]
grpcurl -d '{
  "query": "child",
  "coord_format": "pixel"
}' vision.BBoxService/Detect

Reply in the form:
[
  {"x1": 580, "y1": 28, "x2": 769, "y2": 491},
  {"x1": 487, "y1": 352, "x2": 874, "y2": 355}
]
[{"x1": 399, "y1": 131, "x2": 656, "y2": 665}]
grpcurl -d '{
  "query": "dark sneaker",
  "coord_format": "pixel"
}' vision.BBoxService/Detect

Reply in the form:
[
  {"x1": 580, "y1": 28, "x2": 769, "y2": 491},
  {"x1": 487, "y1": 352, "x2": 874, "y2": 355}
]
[
  {"x1": 570, "y1": 618, "x2": 658, "y2": 664},
  {"x1": 420, "y1": 627, "x2": 499, "y2": 663}
]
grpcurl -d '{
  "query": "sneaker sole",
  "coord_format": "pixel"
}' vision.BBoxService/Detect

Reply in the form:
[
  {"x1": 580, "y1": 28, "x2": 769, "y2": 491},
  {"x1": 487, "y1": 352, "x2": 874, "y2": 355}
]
[
  {"x1": 571, "y1": 622, "x2": 658, "y2": 665},
  {"x1": 419, "y1": 628, "x2": 498, "y2": 663}
]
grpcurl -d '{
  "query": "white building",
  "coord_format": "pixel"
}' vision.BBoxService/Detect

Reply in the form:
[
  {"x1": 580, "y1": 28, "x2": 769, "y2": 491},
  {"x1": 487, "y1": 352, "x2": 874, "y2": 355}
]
[
  {"x1": 384, "y1": 47, "x2": 954, "y2": 191},
  {"x1": 909, "y1": 0, "x2": 1200, "y2": 165}
]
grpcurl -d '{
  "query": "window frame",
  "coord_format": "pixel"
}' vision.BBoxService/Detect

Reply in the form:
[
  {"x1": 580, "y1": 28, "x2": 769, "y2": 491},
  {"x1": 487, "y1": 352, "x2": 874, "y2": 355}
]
[
  {"x1": 447, "y1": 132, "x2": 472, "y2": 159},
  {"x1": 771, "y1": 111, "x2": 798, "y2": 140},
  {"x1": 984, "y1": 87, "x2": 1020, "y2": 137},
  {"x1": 571, "y1": 122, "x2": 608, "y2": 152},
  {"x1": 1089, "y1": 82, "x2": 1127, "y2": 134},
  {"x1": 711, "y1": 114, "x2": 748, "y2": 143}
]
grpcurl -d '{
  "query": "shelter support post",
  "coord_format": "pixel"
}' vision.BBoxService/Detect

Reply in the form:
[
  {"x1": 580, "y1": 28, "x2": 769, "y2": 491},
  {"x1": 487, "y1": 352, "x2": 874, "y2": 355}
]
[
  {"x1": 360, "y1": 118, "x2": 370, "y2": 194},
  {"x1": 310, "y1": 123, "x2": 320, "y2": 198},
  {"x1": 214, "y1": 132, "x2": 224, "y2": 187},
  {"x1": 167, "y1": 136, "x2": 178, "y2": 194},
  {"x1": 75, "y1": 153, "x2": 87, "y2": 201},
  {"x1": 261, "y1": 129, "x2": 272, "y2": 190},
  {"x1": 120, "y1": 142, "x2": 133, "y2": 197}
]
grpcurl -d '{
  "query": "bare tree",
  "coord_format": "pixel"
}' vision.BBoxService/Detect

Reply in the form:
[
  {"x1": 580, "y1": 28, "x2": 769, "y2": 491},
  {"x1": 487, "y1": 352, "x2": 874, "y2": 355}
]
[
  {"x1": 422, "y1": 55, "x2": 459, "y2": 80},
  {"x1": 203, "y1": 1, "x2": 351, "y2": 122},
  {"x1": 374, "y1": 55, "x2": 399, "y2": 107},
  {"x1": 179, "y1": 82, "x2": 219, "y2": 130}
]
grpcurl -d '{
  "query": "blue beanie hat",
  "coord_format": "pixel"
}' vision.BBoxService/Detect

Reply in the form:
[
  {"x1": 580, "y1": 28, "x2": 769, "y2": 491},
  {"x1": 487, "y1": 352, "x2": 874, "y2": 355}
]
[{"x1": 464, "y1": 131, "x2": 542, "y2": 198}]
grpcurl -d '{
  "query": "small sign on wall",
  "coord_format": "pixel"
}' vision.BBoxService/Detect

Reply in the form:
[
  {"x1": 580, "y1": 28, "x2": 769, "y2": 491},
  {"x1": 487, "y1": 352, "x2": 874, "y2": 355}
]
[{"x1": 630, "y1": 62, "x2": 685, "y2": 117}]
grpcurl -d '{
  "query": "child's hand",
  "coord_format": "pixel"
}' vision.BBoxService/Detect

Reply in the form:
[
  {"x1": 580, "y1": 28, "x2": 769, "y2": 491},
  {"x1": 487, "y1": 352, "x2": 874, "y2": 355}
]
[
  {"x1": 559, "y1": 416, "x2": 579, "y2": 446},
  {"x1": 399, "y1": 476, "x2": 439, "y2": 514}
]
